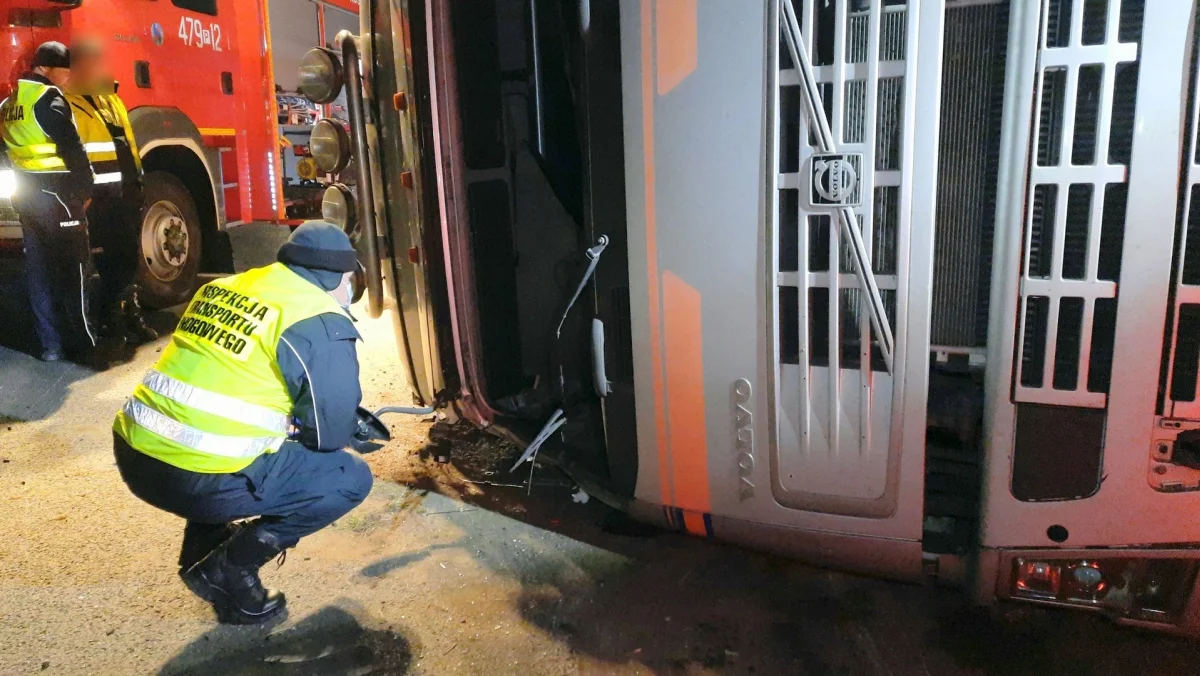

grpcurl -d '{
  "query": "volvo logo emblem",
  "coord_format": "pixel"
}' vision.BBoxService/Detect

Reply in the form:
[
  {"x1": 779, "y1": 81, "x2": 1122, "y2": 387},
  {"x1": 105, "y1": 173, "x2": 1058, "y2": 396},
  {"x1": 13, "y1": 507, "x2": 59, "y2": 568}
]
[{"x1": 807, "y1": 152, "x2": 862, "y2": 208}]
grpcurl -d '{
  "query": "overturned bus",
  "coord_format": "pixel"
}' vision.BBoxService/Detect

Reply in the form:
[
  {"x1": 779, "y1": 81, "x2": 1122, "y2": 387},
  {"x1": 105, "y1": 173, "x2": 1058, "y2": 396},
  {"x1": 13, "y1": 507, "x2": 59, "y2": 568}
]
[{"x1": 297, "y1": 0, "x2": 1200, "y2": 634}]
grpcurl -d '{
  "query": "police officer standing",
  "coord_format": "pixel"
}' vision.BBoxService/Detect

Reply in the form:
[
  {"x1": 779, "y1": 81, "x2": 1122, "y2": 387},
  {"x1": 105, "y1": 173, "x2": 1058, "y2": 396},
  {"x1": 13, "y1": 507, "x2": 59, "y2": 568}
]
[
  {"x1": 113, "y1": 221, "x2": 373, "y2": 625},
  {"x1": 0, "y1": 42, "x2": 101, "y2": 362},
  {"x1": 69, "y1": 38, "x2": 157, "y2": 347}
]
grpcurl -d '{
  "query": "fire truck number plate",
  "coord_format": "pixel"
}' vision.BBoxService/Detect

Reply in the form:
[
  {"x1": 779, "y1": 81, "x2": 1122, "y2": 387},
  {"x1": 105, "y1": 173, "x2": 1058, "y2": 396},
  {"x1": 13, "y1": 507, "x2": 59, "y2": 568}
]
[{"x1": 178, "y1": 17, "x2": 223, "y2": 52}]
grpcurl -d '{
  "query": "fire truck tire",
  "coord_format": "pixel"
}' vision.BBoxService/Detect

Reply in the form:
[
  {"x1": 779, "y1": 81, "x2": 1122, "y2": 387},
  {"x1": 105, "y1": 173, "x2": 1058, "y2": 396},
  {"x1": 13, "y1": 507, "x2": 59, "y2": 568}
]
[{"x1": 137, "y1": 171, "x2": 203, "y2": 308}]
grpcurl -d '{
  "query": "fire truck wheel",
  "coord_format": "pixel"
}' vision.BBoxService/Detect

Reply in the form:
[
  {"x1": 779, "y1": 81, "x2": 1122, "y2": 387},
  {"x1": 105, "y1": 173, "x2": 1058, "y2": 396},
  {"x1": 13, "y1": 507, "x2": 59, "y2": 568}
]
[{"x1": 137, "y1": 171, "x2": 203, "y2": 308}]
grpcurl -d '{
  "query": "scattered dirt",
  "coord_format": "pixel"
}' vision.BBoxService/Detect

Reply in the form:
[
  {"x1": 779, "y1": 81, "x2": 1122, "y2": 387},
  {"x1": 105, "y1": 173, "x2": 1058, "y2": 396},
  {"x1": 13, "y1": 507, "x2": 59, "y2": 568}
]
[{"x1": 368, "y1": 421, "x2": 523, "y2": 495}]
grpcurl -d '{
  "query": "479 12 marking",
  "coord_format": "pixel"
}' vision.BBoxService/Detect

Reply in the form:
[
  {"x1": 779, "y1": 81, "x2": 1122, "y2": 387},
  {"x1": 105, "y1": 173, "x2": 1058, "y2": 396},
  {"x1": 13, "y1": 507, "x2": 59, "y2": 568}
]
[{"x1": 178, "y1": 16, "x2": 223, "y2": 51}]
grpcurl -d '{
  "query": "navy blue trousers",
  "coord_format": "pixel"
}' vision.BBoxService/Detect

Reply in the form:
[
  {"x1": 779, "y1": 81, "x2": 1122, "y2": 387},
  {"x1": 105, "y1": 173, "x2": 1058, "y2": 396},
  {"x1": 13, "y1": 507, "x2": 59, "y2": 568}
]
[
  {"x1": 18, "y1": 188, "x2": 95, "y2": 356},
  {"x1": 114, "y1": 433, "x2": 373, "y2": 567}
]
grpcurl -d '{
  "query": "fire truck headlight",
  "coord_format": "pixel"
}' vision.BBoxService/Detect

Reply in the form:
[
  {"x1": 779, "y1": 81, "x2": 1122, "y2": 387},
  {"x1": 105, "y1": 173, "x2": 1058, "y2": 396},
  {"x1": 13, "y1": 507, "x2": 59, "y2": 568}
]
[
  {"x1": 298, "y1": 48, "x2": 344, "y2": 105},
  {"x1": 322, "y1": 183, "x2": 357, "y2": 237},
  {"x1": 351, "y1": 262, "x2": 366, "y2": 304},
  {"x1": 0, "y1": 169, "x2": 16, "y2": 200},
  {"x1": 310, "y1": 119, "x2": 352, "y2": 174}
]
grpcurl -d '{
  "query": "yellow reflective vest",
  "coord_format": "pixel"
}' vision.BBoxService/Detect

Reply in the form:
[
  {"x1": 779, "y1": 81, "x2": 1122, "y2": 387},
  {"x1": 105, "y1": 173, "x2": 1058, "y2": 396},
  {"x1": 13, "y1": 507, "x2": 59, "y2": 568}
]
[
  {"x1": 0, "y1": 79, "x2": 70, "y2": 173},
  {"x1": 67, "y1": 92, "x2": 140, "y2": 185},
  {"x1": 113, "y1": 263, "x2": 350, "y2": 473}
]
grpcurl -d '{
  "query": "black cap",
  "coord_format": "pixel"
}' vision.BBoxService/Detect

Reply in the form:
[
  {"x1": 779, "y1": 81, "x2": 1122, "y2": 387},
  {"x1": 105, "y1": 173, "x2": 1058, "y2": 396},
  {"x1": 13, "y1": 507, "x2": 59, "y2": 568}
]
[
  {"x1": 277, "y1": 220, "x2": 358, "y2": 273},
  {"x1": 32, "y1": 42, "x2": 70, "y2": 70}
]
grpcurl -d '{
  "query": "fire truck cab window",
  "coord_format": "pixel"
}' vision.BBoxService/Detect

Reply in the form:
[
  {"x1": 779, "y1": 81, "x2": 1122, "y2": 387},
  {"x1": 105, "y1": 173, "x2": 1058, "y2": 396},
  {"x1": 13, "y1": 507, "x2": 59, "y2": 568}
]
[
  {"x1": 171, "y1": 0, "x2": 217, "y2": 16},
  {"x1": 7, "y1": 9, "x2": 64, "y2": 28}
]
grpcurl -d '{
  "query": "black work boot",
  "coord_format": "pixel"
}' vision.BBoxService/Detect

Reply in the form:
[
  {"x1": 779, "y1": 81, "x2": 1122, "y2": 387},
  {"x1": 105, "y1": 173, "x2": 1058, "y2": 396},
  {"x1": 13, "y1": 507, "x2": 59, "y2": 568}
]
[
  {"x1": 178, "y1": 521, "x2": 239, "y2": 575},
  {"x1": 78, "y1": 332, "x2": 132, "y2": 371},
  {"x1": 122, "y1": 285, "x2": 158, "y2": 344},
  {"x1": 182, "y1": 527, "x2": 288, "y2": 625}
]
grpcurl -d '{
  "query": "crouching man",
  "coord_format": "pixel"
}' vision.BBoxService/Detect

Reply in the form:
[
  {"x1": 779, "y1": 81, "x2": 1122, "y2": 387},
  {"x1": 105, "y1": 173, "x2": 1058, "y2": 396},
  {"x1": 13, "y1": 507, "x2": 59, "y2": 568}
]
[{"x1": 112, "y1": 221, "x2": 373, "y2": 624}]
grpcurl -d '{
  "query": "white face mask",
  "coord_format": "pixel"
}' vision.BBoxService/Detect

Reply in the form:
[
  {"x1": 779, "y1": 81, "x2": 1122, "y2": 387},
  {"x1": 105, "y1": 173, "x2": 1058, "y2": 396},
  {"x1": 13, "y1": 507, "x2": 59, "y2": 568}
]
[{"x1": 330, "y1": 271, "x2": 354, "y2": 310}]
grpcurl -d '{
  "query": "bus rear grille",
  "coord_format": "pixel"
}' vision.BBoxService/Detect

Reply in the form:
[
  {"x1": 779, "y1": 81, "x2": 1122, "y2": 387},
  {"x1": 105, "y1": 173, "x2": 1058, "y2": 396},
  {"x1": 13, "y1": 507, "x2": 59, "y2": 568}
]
[{"x1": 1165, "y1": 1, "x2": 1200, "y2": 418}]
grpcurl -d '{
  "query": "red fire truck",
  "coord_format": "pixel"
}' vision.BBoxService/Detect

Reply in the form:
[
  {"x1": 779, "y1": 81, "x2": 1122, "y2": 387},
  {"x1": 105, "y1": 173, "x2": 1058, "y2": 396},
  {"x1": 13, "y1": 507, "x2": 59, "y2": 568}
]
[{"x1": 0, "y1": 0, "x2": 358, "y2": 306}]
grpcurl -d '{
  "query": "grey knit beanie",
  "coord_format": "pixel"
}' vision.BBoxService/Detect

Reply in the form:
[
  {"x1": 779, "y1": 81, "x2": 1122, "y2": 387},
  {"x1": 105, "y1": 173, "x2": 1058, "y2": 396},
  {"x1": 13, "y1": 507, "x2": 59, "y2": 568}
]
[{"x1": 277, "y1": 220, "x2": 357, "y2": 273}]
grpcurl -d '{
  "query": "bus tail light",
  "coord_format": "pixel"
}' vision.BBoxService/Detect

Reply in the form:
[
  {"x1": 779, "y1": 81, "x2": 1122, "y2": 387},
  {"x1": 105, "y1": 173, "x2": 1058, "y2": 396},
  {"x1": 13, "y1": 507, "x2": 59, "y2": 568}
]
[
  {"x1": 1014, "y1": 559, "x2": 1061, "y2": 599},
  {"x1": 1011, "y1": 557, "x2": 1198, "y2": 623}
]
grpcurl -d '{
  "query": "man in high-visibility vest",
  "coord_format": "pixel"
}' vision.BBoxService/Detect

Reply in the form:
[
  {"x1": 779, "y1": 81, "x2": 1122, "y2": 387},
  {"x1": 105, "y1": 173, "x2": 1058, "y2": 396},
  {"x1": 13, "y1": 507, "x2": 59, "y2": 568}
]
[
  {"x1": 0, "y1": 42, "x2": 104, "y2": 363},
  {"x1": 69, "y1": 38, "x2": 157, "y2": 348},
  {"x1": 113, "y1": 221, "x2": 373, "y2": 625}
]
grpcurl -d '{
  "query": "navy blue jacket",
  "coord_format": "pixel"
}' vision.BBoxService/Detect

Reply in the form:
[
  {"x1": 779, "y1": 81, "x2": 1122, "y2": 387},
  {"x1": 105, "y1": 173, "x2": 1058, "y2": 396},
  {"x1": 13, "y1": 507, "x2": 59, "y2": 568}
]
[{"x1": 275, "y1": 264, "x2": 361, "y2": 451}]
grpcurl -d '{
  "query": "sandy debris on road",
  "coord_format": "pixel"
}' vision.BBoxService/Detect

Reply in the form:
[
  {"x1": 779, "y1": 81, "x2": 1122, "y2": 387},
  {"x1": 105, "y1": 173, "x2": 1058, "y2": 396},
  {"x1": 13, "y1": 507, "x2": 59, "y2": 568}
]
[{"x1": 0, "y1": 301, "x2": 627, "y2": 675}]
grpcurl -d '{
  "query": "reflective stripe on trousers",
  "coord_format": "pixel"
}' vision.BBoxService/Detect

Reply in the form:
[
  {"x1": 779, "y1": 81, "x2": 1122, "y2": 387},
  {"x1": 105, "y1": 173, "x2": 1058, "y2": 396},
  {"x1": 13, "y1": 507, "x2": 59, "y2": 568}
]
[
  {"x1": 122, "y1": 399, "x2": 285, "y2": 459},
  {"x1": 141, "y1": 369, "x2": 291, "y2": 434}
]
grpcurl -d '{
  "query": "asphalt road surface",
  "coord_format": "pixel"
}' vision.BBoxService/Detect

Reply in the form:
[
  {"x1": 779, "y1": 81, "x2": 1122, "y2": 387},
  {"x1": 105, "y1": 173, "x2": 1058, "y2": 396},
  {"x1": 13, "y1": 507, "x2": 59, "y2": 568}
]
[{"x1": 0, "y1": 224, "x2": 1197, "y2": 675}]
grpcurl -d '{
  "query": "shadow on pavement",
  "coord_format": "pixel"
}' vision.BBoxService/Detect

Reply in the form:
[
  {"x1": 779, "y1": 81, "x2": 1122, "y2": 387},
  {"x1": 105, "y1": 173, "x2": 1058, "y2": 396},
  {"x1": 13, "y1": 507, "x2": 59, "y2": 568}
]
[
  {"x1": 360, "y1": 540, "x2": 460, "y2": 579},
  {"x1": 0, "y1": 252, "x2": 179, "y2": 422},
  {"x1": 0, "y1": 254, "x2": 45, "y2": 359},
  {"x1": 0, "y1": 352, "x2": 92, "y2": 423},
  {"x1": 0, "y1": 307, "x2": 178, "y2": 422},
  {"x1": 158, "y1": 605, "x2": 415, "y2": 675}
]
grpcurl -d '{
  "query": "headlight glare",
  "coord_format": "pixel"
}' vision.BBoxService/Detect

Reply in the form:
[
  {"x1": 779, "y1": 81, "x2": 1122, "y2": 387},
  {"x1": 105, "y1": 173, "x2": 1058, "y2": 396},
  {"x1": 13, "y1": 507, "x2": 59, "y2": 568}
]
[
  {"x1": 297, "y1": 47, "x2": 344, "y2": 104},
  {"x1": 0, "y1": 169, "x2": 16, "y2": 200}
]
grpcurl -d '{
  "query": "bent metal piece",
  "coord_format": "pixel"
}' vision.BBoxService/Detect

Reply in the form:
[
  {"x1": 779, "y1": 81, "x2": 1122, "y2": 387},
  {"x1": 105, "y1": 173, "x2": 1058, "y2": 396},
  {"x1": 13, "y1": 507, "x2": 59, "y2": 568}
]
[{"x1": 780, "y1": 0, "x2": 895, "y2": 374}]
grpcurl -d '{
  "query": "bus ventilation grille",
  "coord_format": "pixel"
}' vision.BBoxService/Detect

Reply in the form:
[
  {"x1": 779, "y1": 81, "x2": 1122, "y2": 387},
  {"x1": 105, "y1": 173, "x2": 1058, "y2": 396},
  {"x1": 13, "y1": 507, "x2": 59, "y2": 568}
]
[{"x1": 931, "y1": 2, "x2": 1008, "y2": 350}]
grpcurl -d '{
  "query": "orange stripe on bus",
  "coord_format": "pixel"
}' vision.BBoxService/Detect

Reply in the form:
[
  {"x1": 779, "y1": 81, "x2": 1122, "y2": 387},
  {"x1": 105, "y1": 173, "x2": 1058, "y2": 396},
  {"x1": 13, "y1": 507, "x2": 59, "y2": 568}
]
[
  {"x1": 662, "y1": 271, "x2": 711, "y2": 513},
  {"x1": 642, "y1": 0, "x2": 673, "y2": 504},
  {"x1": 682, "y1": 510, "x2": 707, "y2": 538},
  {"x1": 654, "y1": 0, "x2": 698, "y2": 96}
]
